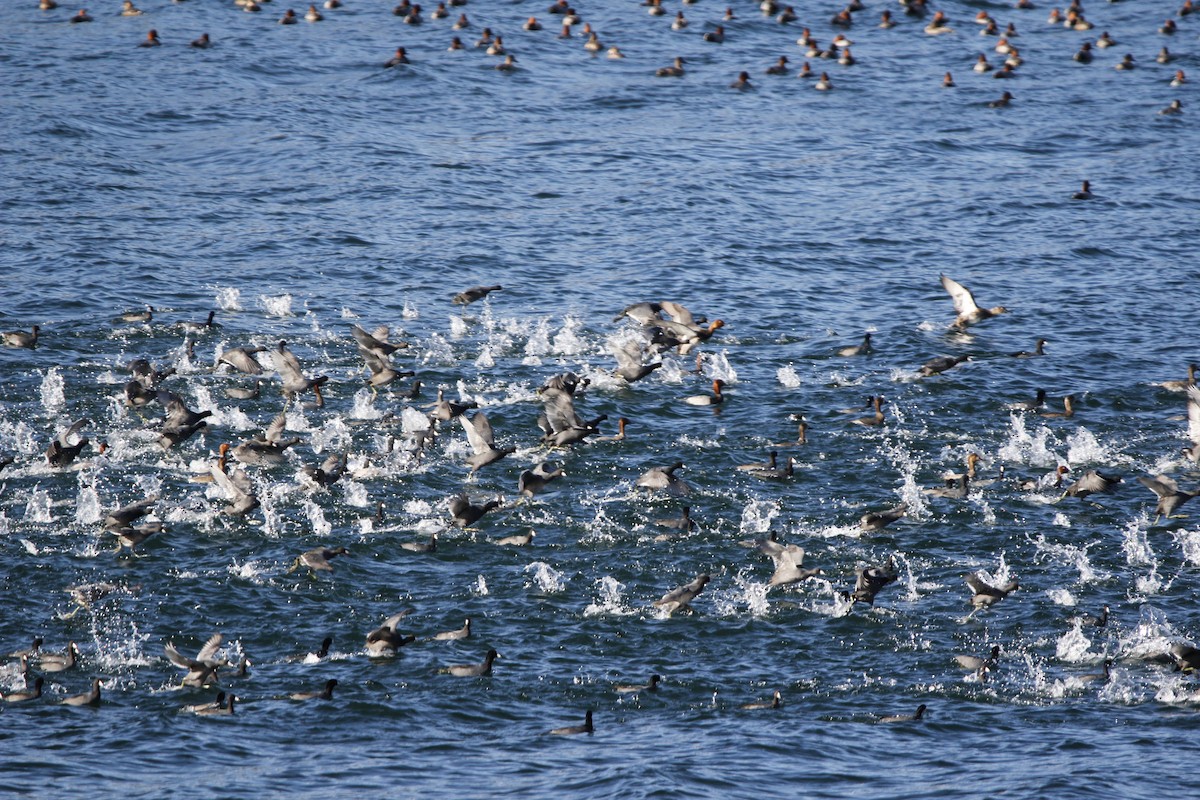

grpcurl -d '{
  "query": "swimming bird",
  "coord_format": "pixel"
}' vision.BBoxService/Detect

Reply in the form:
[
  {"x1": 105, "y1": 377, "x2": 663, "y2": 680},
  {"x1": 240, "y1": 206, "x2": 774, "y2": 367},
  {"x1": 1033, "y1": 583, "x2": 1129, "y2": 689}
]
[
  {"x1": 636, "y1": 461, "x2": 690, "y2": 495},
  {"x1": 289, "y1": 546, "x2": 350, "y2": 574},
  {"x1": 657, "y1": 57, "x2": 685, "y2": 77},
  {"x1": 450, "y1": 494, "x2": 502, "y2": 528},
  {"x1": 453, "y1": 285, "x2": 502, "y2": 305},
  {"x1": 493, "y1": 530, "x2": 535, "y2": 546},
  {"x1": 519, "y1": 462, "x2": 564, "y2": 497},
  {"x1": 746, "y1": 456, "x2": 795, "y2": 481},
  {"x1": 954, "y1": 644, "x2": 1000, "y2": 672},
  {"x1": 1169, "y1": 643, "x2": 1200, "y2": 673},
  {"x1": 1138, "y1": 475, "x2": 1197, "y2": 523},
  {"x1": 703, "y1": 25, "x2": 724, "y2": 43},
  {"x1": 366, "y1": 611, "x2": 416, "y2": 656},
  {"x1": 740, "y1": 691, "x2": 782, "y2": 710},
  {"x1": 814, "y1": 72, "x2": 833, "y2": 90},
  {"x1": 771, "y1": 414, "x2": 808, "y2": 447},
  {"x1": 847, "y1": 558, "x2": 899, "y2": 605},
  {"x1": 1071, "y1": 606, "x2": 1109, "y2": 628},
  {"x1": 401, "y1": 532, "x2": 438, "y2": 553},
  {"x1": 766, "y1": 56, "x2": 789, "y2": 76},
  {"x1": 859, "y1": 502, "x2": 907, "y2": 532},
  {"x1": 191, "y1": 33, "x2": 212, "y2": 49},
  {"x1": 1007, "y1": 388, "x2": 1047, "y2": 412},
  {"x1": 193, "y1": 694, "x2": 236, "y2": 716},
  {"x1": 1156, "y1": 365, "x2": 1197, "y2": 392},
  {"x1": 181, "y1": 311, "x2": 217, "y2": 334},
  {"x1": 736, "y1": 452, "x2": 777, "y2": 473},
  {"x1": 654, "y1": 573, "x2": 710, "y2": 615},
  {"x1": 46, "y1": 418, "x2": 89, "y2": 468},
  {"x1": 8, "y1": 638, "x2": 43, "y2": 660},
  {"x1": 615, "y1": 674, "x2": 660, "y2": 693},
  {"x1": 165, "y1": 634, "x2": 224, "y2": 687},
  {"x1": 926, "y1": 474, "x2": 969, "y2": 499},
  {"x1": 427, "y1": 387, "x2": 478, "y2": 422},
  {"x1": 37, "y1": 641, "x2": 80, "y2": 673},
  {"x1": 988, "y1": 91, "x2": 1014, "y2": 108},
  {"x1": 273, "y1": 341, "x2": 329, "y2": 406},
  {"x1": 920, "y1": 354, "x2": 971, "y2": 377},
  {"x1": 1060, "y1": 469, "x2": 1121, "y2": 500},
  {"x1": 965, "y1": 573, "x2": 1018, "y2": 612},
  {"x1": 1039, "y1": 395, "x2": 1075, "y2": 418},
  {"x1": 117, "y1": 305, "x2": 153, "y2": 324},
  {"x1": 2, "y1": 325, "x2": 39, "y2": 348},
  {"x1": 851, "y1": 396, "x2": 886, "y2": 426},
  {"x1": 1077, "y1": 660, "x2": 1111, "y2": 684},
  {"x1": 943, "y1": 72, "x2": 955, "y2": 87},
  {"x1": 290, "y1": 679, "x2": 337, "y2": 701},
  {"x1": 218, "y1": 345, "x2": 267, "y2": 375},
  {"x1": 2, "y1": 676, "x2": 44, "y2": 703},
  {"x1": 1183, "y1": 386, "x2": 1200, "y2": 462},
  {"x1": 1115, "y1": 54, "x2": 1135, "y2": 71},
  {"x1": 837, "y1": 333, "x2": 872, "y2": 357},
  {"x1": 61, "y1": 677, "x2": 102, "y2": 707},
  {"x1": 684, "y1": 379, "x2": 725, "y2": 406},
  {"x1": 880, "y1": 703, "x2": 926, "y2": 723},
  {"x1": 549, "y1": 709, "x2": 593, "y2": 735},
  {"x1": 940, "y1": 275, "x2": 1007, "y2": 327},
  {"x1": 432, "y1": 619, "x2": 471, "y2": 641},
  {"x1": 1072, "y1": 180, "x2": 1093, "y2": 200},
  {"x1": 444, "y1": 648, "x2": 499, "y2": 676},
  {"x1": 300, "y1": 637, "x2": 333, "y2": 662},
  {"x1": 1160, "y1": 99, "x2": 1183, "y2": 116},
  {"x1": 231, "y1": 413, "x2": 300, "y2": 465},
  {"x1": 461, "y1": 412, "x2": 515, "y2": 472},
  {"x1": 1009, "y1": 339, "x2": 1047, "y2": 358}
]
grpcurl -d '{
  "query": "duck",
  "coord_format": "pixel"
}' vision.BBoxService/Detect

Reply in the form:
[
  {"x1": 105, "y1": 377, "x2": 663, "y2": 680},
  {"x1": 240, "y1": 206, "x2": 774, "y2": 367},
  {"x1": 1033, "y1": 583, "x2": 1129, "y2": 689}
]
[
  {"x1": 766, "y1": 544, "x2": 821, "y2": 586},
  {"x1": 940, "y1": 274, "x2": 1007, "y2": 327},
  {"x1": 921, "y1": 354, "x2": 971, "y2": 377},
  {"x1": 1009, "y1": 339, "x2": 1047, "y2": 358},
  {"x1": 384, "y1": 47, "x2": 409, "y2": 67},
  {"x1": 37, "y1": 641, "x2": 80, "y2": 673},
  {"x1": 880, "y1": 703, "x2": 926, "y2": 723},
  {"x1": 444, "y1": 648, "x2": 500, "y2": 676},
  {"x1": 965, "y1": 573, "x2": 1018, "y2": 611},
  {"x1": 305, "y1": 4, "x2": 323, "y2": 21},
  {"x1": 8, "y1": 638, "x2": 44, "y2": 660},
  {"x1": 486, "y1": 37, "x2": 507, "y2": 56},
  {"x1": 273, "y1": 341, "x2": 329, "y2": 405},
  {"x1": 493, "y1": 530, "x2": 536, "y2": 546},
  {"x1": 653, "y1": 573, "x2": 710, "y2": 615},
  {"x1": 1158, "y1": 47, "x2": 1173, "y2": 64},
  {"x1": 191, "y1": 33, "x2": 212, "y2": 48},
  {"x1": 46, "y1": 418, "x2": 89, "y2": 468},
  {"x1": 460, "y1": 412, "x2": 515, "y2": 473},
  {"x1": 290, "y1": 679, "x2": 338, "y2": 701},
  {"x1": 518, "y1": 462, "x2": 564, "y2": 497},
  {"x1": 847, "y1": 558, "x2": 899, "y2": 606},
  {"x1": 523, "y1": 16, "x2": 542, "y2": 30},
  {"x1": 924, "y1": 10, "x2": 953, "y2": 34},
  {"x1": 1138, "y1": 475, "x2": 1197, "y2": 523},
  {"x1": 583, "y1": 33, "x2": 602, "y2": 52},
  {"x1": 741, "y1": 691, "x2": 782, "y2": 710},
  {"x1": 702, "y1": 26, "x2": 724, "y2": 43},
  {"x1": 1039, "y1": 395, "x2": 1075, "y2": 418},
  {"x1": 859, "y1": 502, "x2": 907, "y2": 531},
  {"x1": 209, "y1": 446, "x2": 260, "y2": 516},
  {"x1": 636, "y1": 461, "x2": 691, "y2": 495},
  {"x1": 164, "y1": 633, "x2": 224, "y2": 687},
  {"x1": 2, "y1": 324, "x2": 39, "y2": 348},
  {"x1": 453, "y1": 13, "x2": 470, "y2": 29},
  {"x1": 837, "y1": 332, "x2": 872, "y2": 356},
  {"x1": 730, "y1": 71, "x2": 753, "y2": 90},
  {"x1": 1171, "y1": 70, "x2": 1186, "y2": 87},
  {"x1": 974, "y1": 54, "x2": 993, "y2": 73},
  {"x1": 231, "y1": 413, "x2": 300, "y2": 465},
  {"x1": 193, "y1": 694, "x2": 236, "y2": 716},
  {"x1": 1095, "y1": 31, "x2": 1115, "y2": 48},
  {"x1": 653, "y1": 506, "x2": 696, "y2": 534},
  {"x1": 549, "y1": 709, "x2": 593, "y2": 735},
  {"x1": 448, "y1": 37, "x2": 464, "y2": 50},
  {"x1": 1160, "y1": 19, "x2": 1177, "y2": 34},
  {"x1": 70, "y1": 9, "x2": 92, "y2": 23},
  {"x1": 797, "y1": 61, "x2": 812, "y2": 78},
  {"x1": 955, "y1": 644, "x2": 1001, "y2": 672},
  {"x1": 432, "y1": 619, "x2": 471, "y2": 641},
  {"x1": 615, "y1": 675, "x2": 660, "y2": 693},
  {"x1": 656, "y1": 57, "x2": 685, "y2": 77},
  {"x1": 1007, "y1": 388, "x2": 1047, "y2": 411},
  {"x1": 366, "y1": 611, "x2": 416, "y2": 656},
  {"x1": 452, "y1": 284, "x2": 502, "y2": 304},
  {"x1": 1073, "y1": 41, "x2": 1093, "y2": 63},
  {"x1": 2, "y1": 676, "x2": 44, "y2": 703},
  {"x1": 1160, "y1": 99, "x2": 1183, "y2": 115},
  {"x1": 926, "y1": 474, "x2": 970, "y2": 499},
  {"x1": 814, "y1": 72, "x2": 833, "y2": 90},
  {"x1": 1115, "y1": 54, "x2": 1135, "y2": 71},
  {"x1": 684, "y1": 379, "x2": 726, "y2": 406},
  {"x1": 851, "y1": 396, "x2": 886, "y2": 426},
  {"x1": 218, "y1": 345, "x2": 267, "y2": 375},
  {"x1": 879, "y1": 10, "x2": 895, "y2": 28},
  {"x1": 672, "y1": 11, "x2": 688, "y2": 29},
  {"x1": 61, "y1": 677, "x2": 103, "y2": 707},
  {"x1": 450, "y1": 494, "x2": 502, "y2": 528},
  {"x1": 988, "y1": 91, "x2": 1014, "y2": 108},
  {"x1": 1077, "y1": 660, "x2": 1111, "y2": 685},
  {"x1": 766, "y1": 56, "x2": 789, "y2": 75},
  {"x1": 1071, "y1": 606, "x2": 1109, "y2": 628},
  {"x1": 400, "y1": 532, "x2": 438, "y2": 553},
  {"x1": 280, "y1": 8, "x2": 298, "y2": 23},
  {"x1": 606, "y1": 46, "x2": 624, "y2": 59}
]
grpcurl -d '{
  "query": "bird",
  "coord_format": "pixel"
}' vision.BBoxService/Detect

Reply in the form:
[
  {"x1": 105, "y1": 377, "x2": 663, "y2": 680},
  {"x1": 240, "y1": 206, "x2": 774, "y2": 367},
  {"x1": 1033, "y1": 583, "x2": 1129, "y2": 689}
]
[
  {"x1": 954, "y1": 644, "x2": 1001, "y2": 672},
  {"x1": 771, "y1": 414, "x2": 808, "y2": 447},
  {"x1": 936, "y1": 277, "x2": 1003, "y2": 331},
  {"x1": 2, "y1": 325, "x2": 39, "y2": 348},
  {"x1": 493, "y1": 530, "x2": 535, "y2": 546},
  {"x1": 549, "y1": 709, "x2": 593, "y2": 735},
  {"x1": 450, "y1": 495, "x2": 502, "y2": 528},
  {"x1": 646, "y1": 314, "x2": 725, "y2": 356},
  {"x1": 1184, "y1": 386, "x2": 1200, "y2": 462},
  {"x1": 656, "y1": 57, "x2": 685, "y2": 77},
  {"x1": 193, "y1": 694, "x2": 236, "y2": 716},
  {"x1": 1040, "y1": 395, "x2": 1076, "y2": 419},
  {"x1": 851, "y1": 396, "x2": 886, "y2": 426},
  {"x1": 209, "y1": 446, "x2": 260, "y2": 517},
  {"x1": 290, "y1": 679, "x2": 338, "y2": 701},
  {"x1": 432, "y1": 619, "x2": 471, "y2": 641},
  {"x1": 1071, "y1": 606, "x2": 1109, "y2": 628},
  {"x1": 879, "y1": 703, "x2": 926, "y2": 723},
  {"x1": 1169, "y1": 643, "x2": 1200, "y2": 673},
  {"x1": 766, "y1": 544, "x2": 821, "y2": 587},
  {"x1": 218, "y1": 345, "x2": 267, "y2": 375},
  {"x1": 164, "y1": 634, "x2": 224, "y2": 687},
  {"x1": 61, "y1": 677, "x2": 103, "y2": 706},
  {"x1": 1138, "y1": 475, "x2": 1197, "y2": 523},
  {"x1": 46, "y1": 418, "x2": 89, "y2": 467},
  {"x1": 920, "y1": 354, "x2": 971, "y2": 377},
  {"x1": 117, "y1": 305, "x2": 153, "y2": 323},
  {"x1": 2, "y1": 676, "x2": 44, "y2": 703},
  {"x1": 1007, "y1": 389, "x2": 1047, "y2": 412},
  {"x1": 104, "y1": 496, "x2": 157, "y2": 531},
  {"x1": 1077, "y1": 660, "x2": 1111, "y2": 684},
  {"x1": 988, "y1": 91, "x2": 1014, "y2": 108},
  {"x1": 1160, "y1": 99, "x2": 1183, "y2": 116},
  {"x1": 301, "y1": 637, "x2": 333, "y2": 663},
  {"x1": 8, "y1": 638, "x2": 44, "y2": 660},
  {"x1": 289, "y1": 546, "x2": 350, "y2": 574},
  {"x1": 231, "y1": 413, "x2": 300, "y2": 465},
  {"x1": 859, "y1": 503, "x2": 907, "y2": 532},
  {"x1": 965, "y1": 573, "x2": 1018, "y2": 612},
  {"x1": 1009, "y1": 339, "x2": 1047, "y2": 358},
  {"x1": 273, "y1": 341, "x2": 329, "y2": 406},
  {"x1": 612, "y1": 339, "x2": 661, "y2": 383},
  {"x1": 740, "y1": 691, "x2": 782, "y2": 710},
  {"x1": 181, "y1": 310, "x2": 217, "y2": 334},
  {"x1": 401, "y1": 532, "x2": 438, "y2": 553},
  {"x1": 653, "y1": 573, "x2": 710, "y2": 615},
  {"x1": 837, "y1": 333, "x2": 872, "y2": 357},
  {"x1": 683, "y1": 379, "x2": 726, "y2": 406},
  {"x1": 303, "y1": 452, "x2": 347, "y2": 488},
  {"x1": 155, "y1": 389, "x2": 212, "y2": 449},
  {"x1": 460, "y1": 412, "x2": 515, "y2": 473},
  {"x1": 1156, "y1": 364, "x2": 1197, "y2": 392},
  {"x1": 452, "y1": 285, "x2": 502, "y2": 305},
  {"x1": 190, "y1": 33, "x2": 212, "y2": 48},
  {"x1": 636, "y1": 461, "x2": 690, "y2": 495},
  {"x1": 745, "y1": 456, "x2": 795, "y2": 481},
  {"x1": 366, "y1": 611, "x2": 416, "y2": 656},
  {"x1": 109, "y1": 521, "x2": 163, "y2": 555},
  {"x1": 182, "y1": 693, "x2": 227, "y2": 716},
  {"x1": 703, "y1": 25, "x2": 724, "y2": 43},
  {"x1": 444, "y1": 648, "x2": 500, "y2": 676},
  {"x1": 847, "y1": 558, "x2": 899, "y2": 605},
  {"x1": 1060, "y1": 469, "x2": 1121, "y2": 500},
  {"x1": 1072, "y1": 181, "x2": 1093, "y2": 200},
  {"x1": 37, "y1": 641, "x2": 80, "y2": 673},
  {"x1": 519, "y1": 462, "x2": 564, "y2": 497},
  {"x1": 615, "y1": 675, "x2": 660, "y2": 693}
]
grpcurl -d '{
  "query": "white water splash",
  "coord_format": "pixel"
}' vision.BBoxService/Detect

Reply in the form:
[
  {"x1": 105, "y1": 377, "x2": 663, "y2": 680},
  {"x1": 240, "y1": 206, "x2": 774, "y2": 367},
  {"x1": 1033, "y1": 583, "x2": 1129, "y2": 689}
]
[
  {"x1": 776, "y1": 364, "x2": 802, "y2": 388},
  {"x1": 1056, "y1": 624, "x2": 1097, "y2": 662},
  {"x1": 259, "y1": 293, "x2": 293, "y2": 317},
  {"x1": 1065, "y1": 427, "x2": 1113, "y2": 466},
  {"x1": 41, "y1": 368, "x2": 66, "y2": 415},
  {"x1": 229, "y1": 560, "x2": 271, "y2": 584},
  {"x1": 214, "y1": 287, "x2": 243, "y2": 311},
  {"x1": 350, "y1": 388, "x2": 383, "y2": 421},
  {"x1": 1046, "y1": 588, "x2": 1077, "y2": 606},
  {"x1": 75, "y1": 483, "x2": 102, "y2": 525},
  {"x1": 404, "y1": 498, "x2": 434, "y2": 516},
  {"x1": 583, "y1": 576, "x2": 635, "y2": 616},
  {"x1": 304, "y1": 501, "x2": 331, "y2": 538},
  {"x1": 448, "y1": 315, "x2": 469, "y2": 339},
  {"x1": 474, "y1": 346, "x2": 496, "y2": 370},
  {"x1": 705, "y1": 350, "x2": 738, "y2": 383},
  {"x1": 1173, "y1": 528, "x2": 1200, "y2": 567},
  {"x1": 525, "y1": 318, "x2": 552, "y2": 358},
  {"x1": 1121, "y1": 518, "x2": 1156, "y2": 567},
  {"x1": 996, "y1": 414, "x2": 1062, "y2": 467},
  {"x1": 24, "y1": 488, "x2": 53, "y2": 523},
  {"x1": 402, "y1": 300, "x2": 419, "y2": 320},
  {"x1": 738, "y1": 499, "x2": 780, "y2": 535},
  {"x1": 342, "y1": 481, "x2": 369, "y2": 509},
  {"x1": 524, "y1": 561, "x2": 566, "y2": 593},
  {"x1": 472, "y1": 574, "x2": 489, "y2": 596},
  {"x1": 551, "y1": 315, "x2": 587, "y2": 355},
  {"x1": 1031, "y1": 533, "x2": 1106, "y2": 584}
]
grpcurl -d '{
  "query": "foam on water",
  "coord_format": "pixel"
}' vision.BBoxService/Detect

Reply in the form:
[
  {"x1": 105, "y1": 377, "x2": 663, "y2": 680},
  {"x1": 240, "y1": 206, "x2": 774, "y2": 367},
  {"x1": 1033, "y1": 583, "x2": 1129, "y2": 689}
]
[
  {"x1": 214, "y1": 287, "x2": 243, "y2": 311},
  {"x1": 259, "y1": 293, "x2": 294, "y2": 317},
  {"x1": 525, "y1": 561, "x2": 567, "y2": 594},
  {"x1": 1056, "y1": 624, "x2": 1098, "y2": 663},
  {"x1": 472, "y1": 574, "x2": 489, "y2": 596},
  {"x1": 23, "y1": 487, "x2": 53, "y2": 524},
  {"x1": 583, "y1": 576, "x2": 635, "y2": 616},
  {"x1": 40, "y1": 368, "x2": 66, "y2": 416},
  {"x1": 776, "y1": 364, "x2": 801, "y2": 389}
]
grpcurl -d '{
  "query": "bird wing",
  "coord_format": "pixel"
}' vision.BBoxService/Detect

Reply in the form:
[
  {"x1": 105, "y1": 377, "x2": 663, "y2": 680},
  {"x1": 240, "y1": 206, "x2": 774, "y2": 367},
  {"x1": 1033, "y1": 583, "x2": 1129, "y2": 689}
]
[
  {"x1": 647, "y1": 318, "x2": 700, "y2": 339},
  {"x1": 449, "y1": 494, "x2": 470, "y2": 518},
  {"x1": 196, "y1": 633, "x2": 225, "y2": 665},
  {"x1": 164, "y1": 642, "x2": 200, "y2": 670},
  {"x1": 156, "y1": 390, "x2": 190, "y2": 427},
  {"x1": 613, "y1": 339, "x2": 645, "y2": 371},
  {"x1": 381, "y1": 609, "x2": 414, "y2": 631},
  {"x1": 1139, "y1": 475, "x2": 1176, "y2": 498},
  {"x1": 964, "y1": 573, "x2": 998, "y2": 597},
  {"x1": 351, "y1": 324, "x2": 382, "y2": 350},
  {"x1": 659, "y1": 301, "x2": 697, "y2": 327},
  {"x1": 540, "y1": 388, "x2": 581, "y2": 433},
  {"x1": 263, "y1": 412, "x2": 287, "y2": 444},
  {"x1": 940, "y1": 275, "x2": 981, "y2": 317},
  {"x1": 461, "y1": 413, "x2": 495, "y2": 454}
]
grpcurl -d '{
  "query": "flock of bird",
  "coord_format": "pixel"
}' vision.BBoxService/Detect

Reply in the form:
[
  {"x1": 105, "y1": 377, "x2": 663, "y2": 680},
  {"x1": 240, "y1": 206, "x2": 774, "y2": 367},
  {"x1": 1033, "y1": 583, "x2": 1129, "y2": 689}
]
[
  {"x1": 29, "y1": 0, "x2": 1191, "y2": 116},
  {"x1": 3, "y1": 268, "x2": 1200, "y2": 731}
]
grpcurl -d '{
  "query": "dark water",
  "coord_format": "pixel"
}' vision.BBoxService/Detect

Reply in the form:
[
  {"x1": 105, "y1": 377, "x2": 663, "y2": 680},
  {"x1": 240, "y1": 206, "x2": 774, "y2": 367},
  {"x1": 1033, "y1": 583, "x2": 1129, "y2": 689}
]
[{"x1": 3, "y1": 0, "x2": 1200, "y2": 797}]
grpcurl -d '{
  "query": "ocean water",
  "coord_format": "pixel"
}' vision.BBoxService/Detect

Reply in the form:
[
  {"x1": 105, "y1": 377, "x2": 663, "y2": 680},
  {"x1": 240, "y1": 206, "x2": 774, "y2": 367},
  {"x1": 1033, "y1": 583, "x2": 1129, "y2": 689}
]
[{"x1": 2, "y1": 0, "x2": 1199, "y2": 797}]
